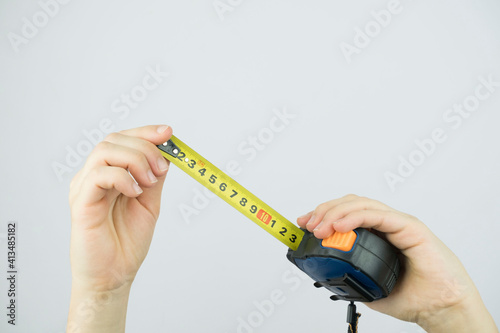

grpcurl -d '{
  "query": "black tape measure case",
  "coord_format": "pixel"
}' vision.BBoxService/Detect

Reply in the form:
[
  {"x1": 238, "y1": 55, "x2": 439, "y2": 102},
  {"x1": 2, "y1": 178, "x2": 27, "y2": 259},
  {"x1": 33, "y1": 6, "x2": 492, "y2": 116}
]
[{"x1": 287, "y1": 228, "x2": 400, "y2": 302}]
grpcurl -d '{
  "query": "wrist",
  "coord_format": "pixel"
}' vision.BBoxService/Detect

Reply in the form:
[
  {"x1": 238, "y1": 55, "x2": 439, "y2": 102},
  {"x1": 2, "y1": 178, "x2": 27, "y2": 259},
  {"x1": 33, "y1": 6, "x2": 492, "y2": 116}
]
[
  {"x1": 67, "y1": 282, "x2": 132, "y2": 333},
  {"x1": 418, "y1": 292, "x2": 498, "y2": 333}
]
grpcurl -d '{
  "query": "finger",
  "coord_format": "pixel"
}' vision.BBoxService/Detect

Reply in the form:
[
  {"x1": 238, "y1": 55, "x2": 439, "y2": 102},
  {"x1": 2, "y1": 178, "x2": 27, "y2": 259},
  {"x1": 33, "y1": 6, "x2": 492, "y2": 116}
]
[
  {"x1": 104, "y1": 131, "x2": 170, "y2": 177},
  {"x1": 136, "y1": 173, "x2": 168, "y2": 219},
  {"x1": 297, "y1": 211, "x2": 313, "y2": 228},
  {"x1": 82, "y1": 141, "x2": 160, "y2": 188},
  {"x1": 314, "y1": 209, "x2": 428, "y2": 252},
  {"x1": 302, "y1": 194, "x2": 360, "y2": 232},
  {"x1": 311, "y1": 198, "x2": 392, "y2": 233},
  {"x1": 304, "y1": 194, "x2": 391, "y2": 232},
  {"x1": 75, "y1": 166, "x2": 142, "y2": 209},
  {"x1": 119, "y1": 124, "x2": 173, "y2": 146},
  {"x1": 71, "y1": 125, "x2": 172, "y2": 192}
]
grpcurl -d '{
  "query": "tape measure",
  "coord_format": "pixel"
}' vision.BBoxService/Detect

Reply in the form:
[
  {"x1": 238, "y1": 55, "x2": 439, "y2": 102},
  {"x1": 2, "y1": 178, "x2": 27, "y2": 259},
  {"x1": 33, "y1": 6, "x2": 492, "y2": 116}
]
[
  {"x1": 157, "y1": 136, "x2": 400, "y2": 306},
  {"x1": 157, "y1": 135, "x2": 304, "y2": 250}
]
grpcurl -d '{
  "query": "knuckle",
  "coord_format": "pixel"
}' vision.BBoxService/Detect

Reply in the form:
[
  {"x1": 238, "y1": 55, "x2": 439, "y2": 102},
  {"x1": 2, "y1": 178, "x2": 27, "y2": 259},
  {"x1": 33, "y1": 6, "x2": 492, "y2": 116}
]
[
  {"x1": 127, "y1": 151, "x2": 150, "y2": 173},
  {"x1": 86, "y1": 166, "x2": 102, "y2": 179},
  {"x1": 404, "y1": 213, "x2": 419, "y2": 223},
  {"x1": 95, "y1": 140, "x2": 112, "y2": 152},
  {"x1": 140, "y1": 141, "x2": 159, "y2": 158},
  {"x1": 357, "y1": 196, "x2": 371, "y2": 204},
  {"x1": 104, "y1": 132, "x2": 120, "y2": 142},
  {"x1": 315, "y1": 202, "x2": 329, "y2": 214},
  {"x1": 324, "y1": 208, "x2": 338, "y2": 218},
  {"x1": 134, "y1": 150, "x2": 149, "y2": 166}
]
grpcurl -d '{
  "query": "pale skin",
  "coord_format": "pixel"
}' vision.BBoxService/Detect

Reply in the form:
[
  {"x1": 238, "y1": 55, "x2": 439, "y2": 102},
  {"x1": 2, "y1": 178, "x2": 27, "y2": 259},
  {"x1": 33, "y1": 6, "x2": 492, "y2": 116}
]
[
  {"x1": 67, "y1": 125, "x2": 498, "y2": 333},
  {"x1": 297, "y1": 198, "x2": 498, "y2": 332}
]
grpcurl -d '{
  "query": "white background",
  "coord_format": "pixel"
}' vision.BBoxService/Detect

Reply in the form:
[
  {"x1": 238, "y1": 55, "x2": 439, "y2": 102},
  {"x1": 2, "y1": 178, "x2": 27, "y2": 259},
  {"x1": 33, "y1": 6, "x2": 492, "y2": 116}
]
[{"x1": 0, "y1": 0, "x2": 499, "y2": 332}]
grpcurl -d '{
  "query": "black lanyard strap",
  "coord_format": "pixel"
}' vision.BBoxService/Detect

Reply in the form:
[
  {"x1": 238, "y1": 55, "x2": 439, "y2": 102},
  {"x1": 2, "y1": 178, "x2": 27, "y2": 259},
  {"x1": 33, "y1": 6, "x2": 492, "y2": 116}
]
[{"x1": 347, "y1": 301, "x2": 361, "y2": 333}]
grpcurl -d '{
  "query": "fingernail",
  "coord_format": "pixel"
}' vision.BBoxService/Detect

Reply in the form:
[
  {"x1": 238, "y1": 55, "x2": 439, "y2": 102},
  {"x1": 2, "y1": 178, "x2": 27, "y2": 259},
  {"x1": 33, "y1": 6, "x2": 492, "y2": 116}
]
[
  {"x1": 306, "y1": 214, "x2": 316, "y2": 226},
  {"x1": 147, "y1": 169, "x2": 157, "y2": 183},
  {"x1": 157, "y1": 125, "x2": 169, "y2": 134},
  {"x1": 133, "y1": 183, "x2": 143, "y2": 195},
  {"x1": 313, "y1": 221, "x2": 323, "y2": 232},
  {"x1": 157, "y1": 157, "x2": 169, "y2": 172},
  {"x1": 333, "y1": 218, "x2": 343, "y2": 224}
]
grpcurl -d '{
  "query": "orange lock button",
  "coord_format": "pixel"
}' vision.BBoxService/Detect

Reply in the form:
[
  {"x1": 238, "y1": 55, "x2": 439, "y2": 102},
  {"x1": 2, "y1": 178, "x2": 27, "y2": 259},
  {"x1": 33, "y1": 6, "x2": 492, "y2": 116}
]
[{"x1": 321, "y1": 230, "x2": 358, "y2": 252}]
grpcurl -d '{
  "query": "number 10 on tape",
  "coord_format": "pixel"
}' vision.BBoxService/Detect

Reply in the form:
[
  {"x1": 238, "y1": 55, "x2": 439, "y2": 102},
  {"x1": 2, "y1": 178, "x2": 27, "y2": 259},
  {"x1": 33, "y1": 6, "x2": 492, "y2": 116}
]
[{"x1": 157, "y1": 135, "x2": 304, "y2": 250}]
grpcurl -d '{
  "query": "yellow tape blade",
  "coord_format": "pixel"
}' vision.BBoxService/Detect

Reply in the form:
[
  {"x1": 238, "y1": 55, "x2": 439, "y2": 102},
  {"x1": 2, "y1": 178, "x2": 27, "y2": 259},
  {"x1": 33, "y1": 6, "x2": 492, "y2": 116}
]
[{"x1": 158, "y1": 135, "x2": 304, "y2": 250}]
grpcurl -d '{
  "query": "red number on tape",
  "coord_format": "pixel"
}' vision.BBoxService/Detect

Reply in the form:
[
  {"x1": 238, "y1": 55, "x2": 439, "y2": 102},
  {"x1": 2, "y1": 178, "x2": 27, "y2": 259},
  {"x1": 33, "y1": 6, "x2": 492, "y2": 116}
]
[{"x1": 257, "y1": 209, "x2": 272, "y2": 224}]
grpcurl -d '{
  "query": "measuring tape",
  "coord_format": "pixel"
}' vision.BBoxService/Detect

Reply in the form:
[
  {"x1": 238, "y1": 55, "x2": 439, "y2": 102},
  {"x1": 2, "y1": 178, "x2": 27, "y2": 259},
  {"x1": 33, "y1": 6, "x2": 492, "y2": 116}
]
[
  {"x1": 157, "y1": 135, "x2": 400, "y2": 304},
  {"x1": 157, "y1": 135, "x2": 304, "y2": 250},
  {"x1": 158, "y1": 135, "x2": 401, "y2": 332}
]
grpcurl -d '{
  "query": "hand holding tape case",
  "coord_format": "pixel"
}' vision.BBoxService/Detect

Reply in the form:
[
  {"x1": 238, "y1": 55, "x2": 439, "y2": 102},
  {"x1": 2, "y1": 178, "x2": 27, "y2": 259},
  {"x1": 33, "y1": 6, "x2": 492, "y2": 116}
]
[{"x1": 287, "y1": 228, "x2": 400, "y2": 302}]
